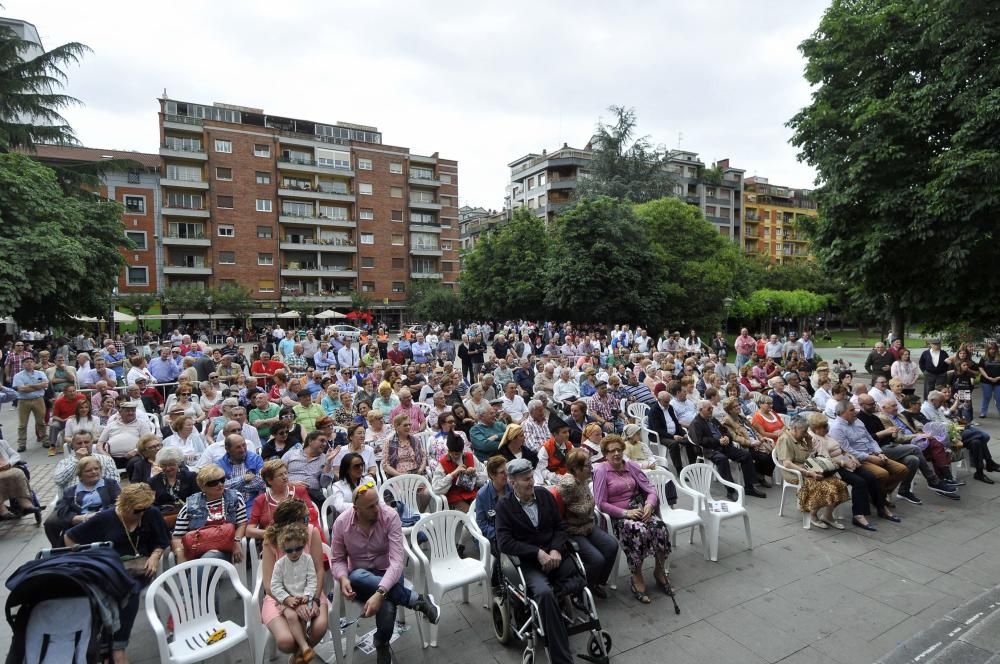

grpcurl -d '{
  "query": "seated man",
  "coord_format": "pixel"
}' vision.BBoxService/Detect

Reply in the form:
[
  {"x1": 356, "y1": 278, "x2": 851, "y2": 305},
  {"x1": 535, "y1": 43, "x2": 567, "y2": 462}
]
[
  {"x1": 96, "y1": 402, "x2": 155, "y2": 468},
  {"x1": 552, "y1": 368, "x2": 580, "y2": 410},
  {"x1": 213, "y1": 406, "x2": 263, "y2": 452},
  {"x1": 330, "y1": 479, "x2": 440, "y2": 664},
  {"x1": 922, "y1": 389, "x2": 998, "y2": 483},
  {"x1": 688, "y1": 400, "x2": 765, "y2": 500},
  {"x1": 648, "y1": 389, "x2": 695, "y2": 472},
  {"x1": 495, "y1": 458, "x2": 578, "y2": 664},
  {"x1": 876, "y1": 398, "x2": 959, "y2": 499},
  {"x1": 54, "y1": 431, "x2": 119, "y2": 492},
  {"x1": 284, "y1": 430, "x2": 335, "y2": 507},
  {"x1": 217, "y1": 433, "x2": 265, "y2": 505},
  {"x1": 49, "y1": 383, "x2": 87, "y2": 452},
  {"x1": 500, "y1": 382, "x2": 529, "y2": 424},
  {"x1": 470, "y1": 407, "x2": 506, "y2": 462},
  {"x1": 667, "y1": 381, "x2": 696, "y2": 427},
  {"x1": 535, "y1": 421, "x2": 574, "y2": 486}
]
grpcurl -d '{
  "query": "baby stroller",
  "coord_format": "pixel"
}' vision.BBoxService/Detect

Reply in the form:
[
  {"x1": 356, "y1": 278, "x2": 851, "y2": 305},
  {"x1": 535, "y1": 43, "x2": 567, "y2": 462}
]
[
  {"x1": 5, "y1": 542, "x2": 138, "y2": 664},
  {"x1": 492, "y1": 541, "x2": 612, "y2": 664}
]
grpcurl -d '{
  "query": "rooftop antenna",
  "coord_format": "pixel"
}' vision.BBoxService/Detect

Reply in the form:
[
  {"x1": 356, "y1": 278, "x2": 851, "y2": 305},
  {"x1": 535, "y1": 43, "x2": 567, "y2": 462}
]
[{"x1": 677, "y1": 131, "x2": 684, "y2": 149}]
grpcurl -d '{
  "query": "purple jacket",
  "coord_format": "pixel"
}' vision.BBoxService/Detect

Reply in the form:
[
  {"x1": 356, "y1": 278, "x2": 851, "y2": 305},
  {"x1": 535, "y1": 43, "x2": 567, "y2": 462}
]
[{"x1": 592, "y1": 461, "x2": 657, "y2": 519}]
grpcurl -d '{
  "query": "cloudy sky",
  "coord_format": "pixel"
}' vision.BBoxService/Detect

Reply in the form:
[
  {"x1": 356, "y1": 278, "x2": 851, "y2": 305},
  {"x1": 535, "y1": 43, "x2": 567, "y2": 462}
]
[{"x1": 7, "y1": 0, "x2": 829, "y2": 208}]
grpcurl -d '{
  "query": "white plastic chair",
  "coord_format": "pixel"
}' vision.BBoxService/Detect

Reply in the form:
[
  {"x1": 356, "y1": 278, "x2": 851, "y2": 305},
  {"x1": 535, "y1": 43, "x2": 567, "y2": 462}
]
[
  {"x1": 320, "y1": 493, "x2": 340, "y2": 541},
  {"x1": 146, "y1": 412, "x2": 160, "y2": 430},
  {"x1": 647, "y1": 469, "x2": 707, "y2": 561},
  {"x1": 678, "y1": 463, "x2": 752, "y2": 562},
  {"x1": 416, "y1": 401, "x2": 433, "y2": 418},
  {"x1": 410, "y1": 510, "x2": 491, "y2": 647},
  {"x1": 771, "y1": 448, "x2": 812, "y2": 529},
  {"x1": 627, "y1": 402, "x2": 650, "y2": 426},
  {"x1": 144, "y1": 558, "x2": 256, "y2": 664},
  {"x1": 248, "y1": 575, "x2": 276, "y2": 664}
]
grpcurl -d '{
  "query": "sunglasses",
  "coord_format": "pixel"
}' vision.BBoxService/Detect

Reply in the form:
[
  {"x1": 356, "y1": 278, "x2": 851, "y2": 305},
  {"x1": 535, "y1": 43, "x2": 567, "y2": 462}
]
[
  {"x1": 282, "y1": 545, "x2": 305, "y2": 554},
  {"x1": 356, "y1": 477, "x2": 377, "y2": 495},
  {"x1": 204, "y1": 478, "x2": 225, "y2": 487},
  {"x1": 133, "y1": 508, "x2": 147, "y2": 515},
  {"x1": 350, "y1": 462, "x2": 365, "y2": 469}
]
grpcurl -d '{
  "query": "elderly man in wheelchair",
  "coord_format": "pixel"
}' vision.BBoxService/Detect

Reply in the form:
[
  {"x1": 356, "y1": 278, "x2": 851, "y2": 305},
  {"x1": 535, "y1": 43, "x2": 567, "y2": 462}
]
[{"x1": 493, "y1": 458, "x2": 612, "y2": 664}]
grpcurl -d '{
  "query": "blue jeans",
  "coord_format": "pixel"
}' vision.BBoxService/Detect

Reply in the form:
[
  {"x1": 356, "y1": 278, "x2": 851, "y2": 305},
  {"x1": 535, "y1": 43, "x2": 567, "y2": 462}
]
[
  {"x1": 348, "y1": 568, "x2": 416, "y2": 646},
  {"x1": 981, "y1": 382, "x2": 1000, "y2": 417}
]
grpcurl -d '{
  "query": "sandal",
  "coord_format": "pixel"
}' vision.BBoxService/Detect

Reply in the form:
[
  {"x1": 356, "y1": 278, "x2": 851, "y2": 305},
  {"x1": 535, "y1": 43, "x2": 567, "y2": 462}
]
[
  {"x1": 629, "y1": 580, "x2": 651, "y2": 604},
  {"x1": 809, "y1": 518, "x2": 829, "y2": 529},
  {"x1": 822, "y1": 518, "x2": 845, "y2": 530}
]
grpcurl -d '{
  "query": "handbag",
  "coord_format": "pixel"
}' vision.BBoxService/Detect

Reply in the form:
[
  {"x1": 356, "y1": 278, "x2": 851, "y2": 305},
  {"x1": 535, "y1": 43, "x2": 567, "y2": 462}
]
[
  {"x1": 182, "y1": 522, "x2": 236, "y2": 559},
  {"x1": 803, "y1": 455, "x2": 838, "y2": 477}
]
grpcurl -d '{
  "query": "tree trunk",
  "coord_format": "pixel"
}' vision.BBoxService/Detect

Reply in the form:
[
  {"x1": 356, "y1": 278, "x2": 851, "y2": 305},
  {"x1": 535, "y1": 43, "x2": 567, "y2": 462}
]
[{"x1": 892, "y1": 308, "x2": 906, "y2": 344}]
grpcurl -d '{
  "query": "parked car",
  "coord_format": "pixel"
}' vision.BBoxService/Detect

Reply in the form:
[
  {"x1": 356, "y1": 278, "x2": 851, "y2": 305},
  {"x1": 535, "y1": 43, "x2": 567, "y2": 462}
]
[{"x1": 329, "y1": 324, "x2": 363, "y2": 340}]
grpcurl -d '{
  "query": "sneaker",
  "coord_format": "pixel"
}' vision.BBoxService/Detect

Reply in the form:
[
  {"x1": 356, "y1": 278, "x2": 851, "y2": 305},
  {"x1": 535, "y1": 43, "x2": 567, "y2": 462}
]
[
  {"x1": 897, "y1": 490, "x2": 922, "y2": 505},
  {"x1": 413, "y1": 593, "x2": 440, "y2": 624},
  {"x1": 47, "y1": 447, "x2": 56, "y2": 457},
  {"x1": 928, "y1": 481, "x2": 957, "y2": 494},
  {"x1": 16, "y1": 444, "x2": 25, "y2": 453}
]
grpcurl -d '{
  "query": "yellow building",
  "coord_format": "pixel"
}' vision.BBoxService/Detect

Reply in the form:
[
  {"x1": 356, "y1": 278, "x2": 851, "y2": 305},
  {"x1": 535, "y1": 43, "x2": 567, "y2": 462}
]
[{"x1": 742, "y1": 176, "x2": 817, "y2": 264}]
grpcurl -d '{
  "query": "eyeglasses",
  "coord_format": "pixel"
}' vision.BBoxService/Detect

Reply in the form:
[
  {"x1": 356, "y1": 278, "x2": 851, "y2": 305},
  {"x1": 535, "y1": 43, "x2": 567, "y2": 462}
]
[
  {"x1": 282, "y1": 545, "x2": 305, "y2": 554},
  {"x1": 356, "y1": 477, "x2": 377, "y2": 496},
  {"x1": 204, "y1": 478, "x2": 225, "y2": 487},
  {"x1": 133, "y1": 508, "x2": 148, "y2": 515}
]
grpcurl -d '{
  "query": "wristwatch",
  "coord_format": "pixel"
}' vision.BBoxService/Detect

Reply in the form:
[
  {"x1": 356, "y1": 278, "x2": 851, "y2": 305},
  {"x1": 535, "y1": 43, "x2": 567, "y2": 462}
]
[{"x1": 375, "y1": 587, "x2": 387, "y2": 597}]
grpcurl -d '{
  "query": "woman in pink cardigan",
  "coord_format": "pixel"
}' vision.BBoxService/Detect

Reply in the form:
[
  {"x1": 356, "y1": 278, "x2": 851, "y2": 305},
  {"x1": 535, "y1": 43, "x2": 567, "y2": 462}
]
[{"x1": 592, "y1": 435, "x2": 671, "y2": 605}]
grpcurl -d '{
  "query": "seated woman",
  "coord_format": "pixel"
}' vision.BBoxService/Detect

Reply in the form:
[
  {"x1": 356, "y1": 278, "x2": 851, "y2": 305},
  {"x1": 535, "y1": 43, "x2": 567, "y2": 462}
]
[
  {"x1": 64, "y1": 483, "x2": 169, "y2": 664},
  {"x1": 46, "y1": 455, "x2": 122, "y2": 547},
  {"x1": 126, "y1": 434, "x2": 163, "y2": 485},
  {"x1": 556, "y1": 449, "x2": 619, "y2": 597},
  {"x1": 170, "y1": 463, "x2": 247, "y2": 564},
  {"x1": 247, "y1": 459, "x2": 320, "y2": 540},
  {"x1": 149, "y1": 447, "x2": 198, "y2": 528},
  {"x1": 329, "y1": 423, "x2": 377, "y2": 479},
  {"x1": 328, "y1": 452, "x2": 366, "y2": 514},
  {"x1": 364, "y1": 408, "x2": 394, "y2": 464},
  {"x1": 383, "y1": 415, "x2": 427, "y2": 480},
  {"x1": 163, "y1": 416, "x2": 207, "y2": 467},
  {"x1": 807, "y1": 413, "x2": 881, "y2": 531},
  {"x1": 719, "y1": 397, "x2": 775, "y2": 488},
  {"x1": 498, "y1": 422, "x2": 540, "y2": 468},
  {"x1": 428, "y1": 412, "x2": 472, "y2": 475},
  {"x1": 593, "y1": 435, "x2": 671, "y2": 605},
  {"x1": 64, "y1": 398, "x2": 102, "y2": 441},
  {"x1": 751, "y1": 396, "x2": 785, "y2": 443},
  {"x1": 260, "y1": 499, "x2": 330, "y2": 659},
  {"x1": 475, "y1": 456, "x2": 511, "y2": 543},
  {"x1": 775, "y1": 415, "x2": 850, "y2": 529},
  {"x1": 579, "y1": 422, "x2": 606, "y2": 461},
  {"x1": 621, "y1": 424, "x2": 658, "y2": 471},
  {"x1": 0, "y1": 438, "x2": 42, "y2": 523},
  {"x1": 430, "y1": 432, "x2": 484, "y2": 512},
  {"x1": 261, "y1": 421, "x2": 301, "y2": 461}
]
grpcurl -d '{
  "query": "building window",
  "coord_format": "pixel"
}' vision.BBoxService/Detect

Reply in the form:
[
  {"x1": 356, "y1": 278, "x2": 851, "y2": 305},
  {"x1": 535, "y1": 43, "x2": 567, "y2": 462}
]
[
  {"x1": 256, "y1": 199, "x2": 273, "y2": 212},
  {"x1": 256, "y1": 171, "x2": 271, "y2": 184},
  {"x1": 410, "y1": 191, "x2": 434, "y2": 203},
  {"x1": 390, "y1": 186, "x2": 402, "y2": 198},
  {"x1": 254, "y1": 143, "x2": 271, "y2": 158},
  {"x1": 360, "y1": 233, "x2": 375, "y2": 245},
  {"x1": 257, "y1": 226, "x2": 273, "y2": 239},
  {"x1": 358, "y1": 183, "x2": 373, "y2": 196},
  {"x1": 218, "y1": 224, "x2": 235, "y2": 237},
  {"x1": 123, "y1": 195, "x2": 145, "y2": 214},
  {"x1": 361, "y1": 257, "x2": 375, "y2": 268},
  {"x1": 441, "y1": 241, "x2": 452, "y2": 251},
  {"x1": 216, "y1": 167, "x2": 233, "y2": 180},
  {"x1": 537, "y1": 173, "x2": 545, "y2": 186},
  {"x1": 528, "y1": 176, "x2": 536, "y2": 189},
  {"x1": 219, "y1": 251, "x2": 236, "y2": 264},
  {"x1": 127, "y1": 169, "x2": 141, "y2": 184},
  {"x1": 125, "y1": 231, "x2": 147, "y2": 251},
  {"x1": 391, "y1": 233, "x2": 404, "y2": 246},
  {"x1": 126, "y1": 266, "x2": 148, "y2": 286},
  {"x1": 362, "y1": 281, "x2": 375, "y2": 292},
  {"x1": 392, "y1": 258, "x2": 404, "y2": 269},
  {"x1": 258, "y1": 253, "x2": 273, "y2": 266},
  {"x1": 217, "y1": 195, "x2": 234, "y2": 209},
  {"x1": 214, "y1": 139, "x2": 232, "y2": 153},
  {"x1": 392, "y1": 282, "x2": 405, "y2": 293},
  {"x1": 389, "y1": 162, "x2": 403, "y2": 174},
  {"x1": 258, "y1": 279, "x2": 275, "y2": 293},
  {"x1": 318, "y1": 205, "x2": 347, "y2": 220},
  {"x1": 358, "y1": 158, "x2": 372, "y2": 170},
  {"x1": 441, "y1": 173, "x2": 452, "y2": 184},
  {"x1": 360, "y1": 208, "x2": 374, "y2": 220},
  {"x1": 391, "y1": 210, "x2": 403, "y2": 221}
]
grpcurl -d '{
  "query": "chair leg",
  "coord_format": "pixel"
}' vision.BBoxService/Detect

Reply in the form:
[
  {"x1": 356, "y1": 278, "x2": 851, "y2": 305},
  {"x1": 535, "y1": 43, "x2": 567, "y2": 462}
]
[
  {"x1": 802, "y1": 511, "x2": 811, "y2": 529},
  {"x1": 698, "y1": 524, "x2": 709, "y2": 560},
  {"x1": 462, "y1": 583, "x2": 470, "y2": 604},
  {"x1": 777, "y1": 486, "x2": 786, "y2": 516},
  {"x1": 743, "y1": 514, "x2": 753, "y2": 551},
  {"x1": 706, "y1": 519, "x2": 720, "y2": 562}
]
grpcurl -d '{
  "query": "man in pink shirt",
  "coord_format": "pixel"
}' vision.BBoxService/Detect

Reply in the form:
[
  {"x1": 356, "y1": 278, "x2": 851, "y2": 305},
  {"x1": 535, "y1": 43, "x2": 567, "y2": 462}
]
[
  {"x1": 734, "y1": 327, "x2": 756, "y2": 369},
  {"x1": 330, "y1": 480, "x2": 440, "y2": 663},
  {"x1": 388, "y1": 388, "x2": 427, "y2": 432}
]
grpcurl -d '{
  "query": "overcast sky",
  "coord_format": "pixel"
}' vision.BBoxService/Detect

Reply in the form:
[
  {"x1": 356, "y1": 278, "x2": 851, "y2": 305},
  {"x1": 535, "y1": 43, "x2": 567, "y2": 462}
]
[{"x1": 7, "y1": 0, "x2": 829, "y2": 208}]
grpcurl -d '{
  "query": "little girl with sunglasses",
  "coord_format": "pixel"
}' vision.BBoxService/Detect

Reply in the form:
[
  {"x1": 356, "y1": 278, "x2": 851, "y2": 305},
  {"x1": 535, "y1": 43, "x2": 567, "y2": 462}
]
[{"x1": 271, "y1": 522, "x2": 317, "y2": 663}]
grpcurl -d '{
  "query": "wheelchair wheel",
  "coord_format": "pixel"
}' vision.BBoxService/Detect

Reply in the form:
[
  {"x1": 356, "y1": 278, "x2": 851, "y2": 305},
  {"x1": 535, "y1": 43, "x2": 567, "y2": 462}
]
[
  {"x1": 521, "y1": 649, "x2": 534, "y2": 664},
  {"x1": 587, "y1": 631, "x2": 613, "y2": 659},
  {"x1": 492, "y1": 596, "x2": 512, "y2": 644}
]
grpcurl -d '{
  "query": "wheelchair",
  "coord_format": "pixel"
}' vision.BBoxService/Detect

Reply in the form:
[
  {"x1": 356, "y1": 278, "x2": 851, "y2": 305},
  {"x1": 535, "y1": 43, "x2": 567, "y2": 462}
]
[{"x1": 491, "y1": 541, "x2": 612, "y2": 664}]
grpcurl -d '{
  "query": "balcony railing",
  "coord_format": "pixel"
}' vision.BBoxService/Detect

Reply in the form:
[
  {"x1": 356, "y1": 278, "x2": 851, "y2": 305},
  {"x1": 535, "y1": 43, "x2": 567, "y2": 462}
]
[
  {"x1": 164, "y1": 114, "x2": 204, "y2": 127},
  {"x1": 163, "y1": 203, "x2": 206, "y2": 211},
  {"x1": 164, "y1": 173, "x2": 205, "y2": 183},
  {"x1": 412, "y1": 244, "x2": 440, "y2": 251},
  {"x1": 280, "y1": 236, "x2": 356, "y2": 247},
  {"x1": 165, "y1": 231, "x2": 206, "y2": 240},
  {"x1": 278, "y1": 129, "x2": 349, "y2": 146},
  {"x1": 168, "y1": 260, "x2": 210, "y2": 269},
  {"x1": 163, "y1": 140, "x2": 203, "y2": 152},
  {"x1": 278, "y1": 156, "x2": 352, "y2": 171},
  {"x1": 282, "y1": 264, "x2": 354, "y2": 272}
]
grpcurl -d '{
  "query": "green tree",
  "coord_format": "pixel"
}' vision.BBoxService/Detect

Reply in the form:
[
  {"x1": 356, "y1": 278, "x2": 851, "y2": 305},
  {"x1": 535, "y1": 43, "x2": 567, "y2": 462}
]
[
  {"x1": 0, "y1": 25, "x2": 89, "y2": 151},
  {"x1": 160, "y1": 285, "x2": 209, "y2": 325},
  {"x1": 546, "y1": 197, "x2": 667, "y2": 323},
  {"x1": 733, "y1": 288, "x2": 830, "y2": 332},
  {"x1": 576, "y1": 105, "x2": 676, "y2": 203},
  {"x1": 459, "y1": 208, "x2": 549, "y2": 319},
  {"x1": 0, "y1": 152, "x2": 125, "y2": 326},
  {"x1": 208, "y1": 284, "x2": 254, "y2": 323},
  {"x1": 788, "y1": 0, "x2": 1000, "y2": 336},
  {"x1": 633, "y1": 197, "x2": 747, "y2": 330},
  {"x1": 409, "y1": 282, "x2": 464, "y2": 323},
  {"x1": 349, "y1": 291, "x2": 373, "y2": 312},
  {"x1": 117, "y1": 292, "x2": 158, "y2": 318}
]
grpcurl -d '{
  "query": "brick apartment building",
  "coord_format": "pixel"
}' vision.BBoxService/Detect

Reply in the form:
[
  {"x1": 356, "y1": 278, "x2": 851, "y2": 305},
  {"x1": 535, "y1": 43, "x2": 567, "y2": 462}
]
[
  {"x1": 742, "y1": 176, "x2": 817, "y2": 264},
  {"x1": 158, "y1": 97, "x2": 460, "y2": 323}
]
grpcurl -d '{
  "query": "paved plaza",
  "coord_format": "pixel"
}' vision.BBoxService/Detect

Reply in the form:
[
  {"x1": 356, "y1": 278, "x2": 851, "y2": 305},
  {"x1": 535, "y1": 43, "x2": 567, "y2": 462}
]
[{"x1": 1, "y1": 354, "x2": 999, "y2": 664}]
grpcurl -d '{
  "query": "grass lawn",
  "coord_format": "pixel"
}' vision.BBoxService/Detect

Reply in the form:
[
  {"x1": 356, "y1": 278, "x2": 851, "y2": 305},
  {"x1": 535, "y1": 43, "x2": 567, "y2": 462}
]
[{"x1": 812, "y1": 328, "x2": 929, "y2": 349}]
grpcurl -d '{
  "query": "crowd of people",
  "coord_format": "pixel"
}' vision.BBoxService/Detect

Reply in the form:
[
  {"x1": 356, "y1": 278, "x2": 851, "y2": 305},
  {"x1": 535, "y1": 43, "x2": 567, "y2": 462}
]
[{"x1": 0, "y1": 321, "x2": 997, "y2": 664}]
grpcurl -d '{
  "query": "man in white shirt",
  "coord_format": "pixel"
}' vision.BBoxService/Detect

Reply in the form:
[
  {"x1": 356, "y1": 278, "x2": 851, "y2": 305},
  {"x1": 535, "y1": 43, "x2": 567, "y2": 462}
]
[
  {"x1": 500, "y1": 382, "x2": 529, "y2": 424},
  {"x1": 668, "y1": 382, "x2": 696, "y2": 427},
  {"x1": 213, "y1": 406, "x2": 262, "y2": 452},
  {"x1": 552, "y1": 368, "x2": 580, "y2": 408},
  {"x1": 97, "y1": 402, "x2": 155, "y2": 463},
  {"x1": 764, "y1": 335, "x2": 783, "y2": 362},
  {"x1": 337, "y1": 343, "x2": 360, "y2": 370},
  {"x1": 868, "y1": 377, "x2": 891, "y2": 405}
]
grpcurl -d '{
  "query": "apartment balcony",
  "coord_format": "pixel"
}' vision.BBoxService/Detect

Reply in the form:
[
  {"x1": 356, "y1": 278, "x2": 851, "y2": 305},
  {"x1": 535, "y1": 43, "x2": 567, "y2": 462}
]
[
  {"x1": 278, "y1": 214, "x2": 355, "y2": 229},
  {"x1": 162, "y1": 114, "x2": 204, "y2": 134},
  {"x1": 162, "y1": 232, "x2": 211, "y2": 247},
  {"x1": 280, "y1": 265, "x2": 357, "y2": 278},
  {"x1": 409, "y1": 220, "x2": 443, "y2": 233},
  {"x1": 279, "y1": 238, "x2": 357, "y2": 253},
  {"x1": 162, "y1": 205, "x2": 210, "y2": 218},
  {"x1": 278, "y1": 186, "x2": 355, "y2": 203},
  {"x1": 280, "y1": 292, "x2": 353, "y2": 304},
  {"x1": 277, "y1": 156, "x2": 354, "y2": 177},
  {"x1": 163, "y1": 261, "x2": 212, "y2": 276},
  {"x1": 409, "y1": 199, "x2": 442, "y2": 211},
  {"x1": 410, "y1": 244, "x2": 443, "y2": 257},
  {"x1": 159, "y1": 145, "x2": 207, "y2": 161},
  {"x1": 547, "y1": 177, "x2": 578, "y2": 190},
  {"x1": 408, "y1": 174, "x2": 441, "y2": 187},
  {"x1": 410, "y1": 154, "x2": 437, "y2": 165},
  {"x1": 410, "y1": 271, "x2": 443, "y2": 280},
  {"x1": 161, "y1": 176, "x2": 209, "y2": 190}
]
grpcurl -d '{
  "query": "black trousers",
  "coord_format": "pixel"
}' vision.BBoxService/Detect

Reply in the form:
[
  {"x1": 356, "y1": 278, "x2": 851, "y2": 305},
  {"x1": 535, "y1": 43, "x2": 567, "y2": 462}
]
[
  {"x1": 666, "y1": 437, "x2": 701, "y2": 473},
  {"x1": 521, "y1": 558, "x2": 578, "y2": 664},
  {"x1": 572, "y1": 530, "x2": 619, "y2": 588},
  {"x1": 707, "y1": 444, "x2": 758, "y2": 488},
  {"x1": 836, "y1": 466, "x2": 882, "y2": 516}
]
